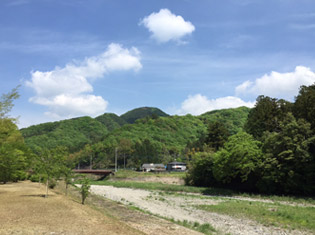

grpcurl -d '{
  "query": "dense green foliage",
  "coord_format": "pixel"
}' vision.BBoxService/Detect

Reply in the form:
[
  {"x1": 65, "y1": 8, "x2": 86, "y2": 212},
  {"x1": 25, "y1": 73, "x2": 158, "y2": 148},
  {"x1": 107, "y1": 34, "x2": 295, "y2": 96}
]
[
  {"x1": 120, "y1": 106, "x2": 169, "y2": 124},
  {"x1": 0, "y1": 119, "x2": 29, "y2": 183},
  {"x1": 201, "y1": 106, "x2": 251, "y2": 135},
  {"x1": 293, "y1": 84, "x2": 315, "y2": 128},
  {"x1": 260, "y1": 113, "x2": 315, "y2": 194},
  {"x1": 21, "y1": 116, "x2": 108, "y2": 152},
  {"x1": 187, "y1": 84, "x2": 315, "y2": 196},
  {"x1": 205, "y1": 121, "x2": 230, "y2": 151},
  {"x1": 213, "y1": 132, "x2": 263, "y2": 190},
  {"x1": 95, "y1": 113, "x2": 127, "y2": 131},
  {"x1": 0, "y1": 87, "x2": 30, "y2": 183},
  {"x1": 245, "y1": 96, "x2": 292, "y2": 139},
  {"x1": 185, "y1": 152, "x2": 216, "y2": 187},
  {"x1": 76, "y1": 114, "x2": 207, "y2": 168},
  {"x1": 21, "y1": 106, "x2": 251, "y2": 170}
]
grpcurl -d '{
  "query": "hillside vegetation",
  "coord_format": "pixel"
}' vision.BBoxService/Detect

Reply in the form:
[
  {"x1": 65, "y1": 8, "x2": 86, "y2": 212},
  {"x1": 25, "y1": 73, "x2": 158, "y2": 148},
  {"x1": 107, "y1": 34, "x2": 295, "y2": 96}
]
[
  {"x1": 21, "y1": 116, "x2": 108, "y2": 152},
  {"x1": 120, "y1": 107, "x2": 169, "y2": 124},
  {"x1": 20, "y1": 106, "x2": 250, "y2": 168},
  {"x1": 95, "y1": 113, "x2": 127, "y2": 131},
  {"x1": 201, "y1": 106, "x2": 251, "y2": 135}
]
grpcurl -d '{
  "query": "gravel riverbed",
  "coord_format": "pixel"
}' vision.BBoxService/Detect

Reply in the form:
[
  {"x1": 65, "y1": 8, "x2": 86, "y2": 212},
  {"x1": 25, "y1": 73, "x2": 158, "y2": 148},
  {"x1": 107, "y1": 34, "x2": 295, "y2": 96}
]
[{"x1": 89, "y1": 185, "x2": 310, "y2": 235}]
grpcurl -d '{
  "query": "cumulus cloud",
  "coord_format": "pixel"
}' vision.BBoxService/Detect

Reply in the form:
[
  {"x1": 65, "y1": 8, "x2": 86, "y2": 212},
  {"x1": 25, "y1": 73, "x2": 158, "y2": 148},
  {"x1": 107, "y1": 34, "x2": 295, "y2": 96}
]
[
  {"x1": 26, "y1": 43, "x2": 142, "y2": 118},
  {"x1": 179, "y1": 94, "x2": 255, "y2": 115},
  {"x1": 140, "y1": 8, "x2": 195, "y2": 43},
  {"x1": 235, "y1": 66, "x2": 315, "y2": 100}
]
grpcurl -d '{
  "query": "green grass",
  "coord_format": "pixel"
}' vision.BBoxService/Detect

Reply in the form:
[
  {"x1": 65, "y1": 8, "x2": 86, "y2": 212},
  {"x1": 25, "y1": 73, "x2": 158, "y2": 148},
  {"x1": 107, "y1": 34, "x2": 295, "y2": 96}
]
[
  {"x1": 110, "y1": 169, "x2": 186, "y2": 179},
  {"x1": 170, "y1": 219, "x2": 215, "y2": 235},
  {"x1": 197, "y1": 200, "x2": 315, "y2": 231}
]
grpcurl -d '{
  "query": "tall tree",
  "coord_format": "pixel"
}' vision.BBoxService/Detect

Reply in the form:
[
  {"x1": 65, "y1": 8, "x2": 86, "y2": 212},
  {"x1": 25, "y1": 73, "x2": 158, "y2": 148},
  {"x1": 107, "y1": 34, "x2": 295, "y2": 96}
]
[
  {"x1": 0, "y1": 87, "x2": 29, "y2": 183},
  {"x1": 294, "y1": 83, "x2": 315, "y2": 128},
  {"x1": 34, "y1": 147, "x2": 68, "y2": 197},
  {"x1": 245, "y1": 95, "x2": 292, "y2": 139},
  {"x1": 205, "y1": 121, "x2": 229, "y2": 151},
  {"x1": 0, "y1": 86, "x2": 20, "y2": 120},
  {"x1": 213, "y1": 131, "x2": 263, "y2": 190},
  {"x1": 0, "y1": 119, "x2": 28, "y2": 183},
  {"x1": 260, "y1": 113, "x2": 315, "y2": 194}
]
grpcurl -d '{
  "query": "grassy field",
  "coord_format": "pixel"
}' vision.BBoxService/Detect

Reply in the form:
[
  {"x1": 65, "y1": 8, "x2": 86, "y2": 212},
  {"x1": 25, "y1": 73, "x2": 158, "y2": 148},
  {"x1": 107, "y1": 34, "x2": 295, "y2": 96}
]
[{"x1": 196, "y1": 199, "x2": 315, "y2": 232}]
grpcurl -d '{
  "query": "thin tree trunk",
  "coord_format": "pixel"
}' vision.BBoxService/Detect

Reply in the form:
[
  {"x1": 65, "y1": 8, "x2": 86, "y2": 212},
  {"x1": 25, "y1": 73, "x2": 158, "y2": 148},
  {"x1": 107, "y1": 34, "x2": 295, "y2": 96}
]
[{"x1": 45, "y1": 178, "x2": 49, "y2": 198}]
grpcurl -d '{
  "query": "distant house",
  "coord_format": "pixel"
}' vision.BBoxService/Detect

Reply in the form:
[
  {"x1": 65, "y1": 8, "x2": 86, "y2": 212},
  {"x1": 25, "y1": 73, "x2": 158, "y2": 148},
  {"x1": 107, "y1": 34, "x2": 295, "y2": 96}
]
[
  {"x1": 141, "y1": 163, "x2": 165, "y2": 172},
  {"x1": 167, "y1": 162, "x2": 187, "y2": 171}
]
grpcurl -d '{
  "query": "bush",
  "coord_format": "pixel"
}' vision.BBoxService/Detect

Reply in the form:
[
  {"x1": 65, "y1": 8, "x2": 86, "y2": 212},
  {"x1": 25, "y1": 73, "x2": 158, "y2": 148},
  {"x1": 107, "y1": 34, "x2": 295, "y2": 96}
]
[
  {"x1": 29, "y1": 174, "x2": 47, "y2": 183},
  {"x1": 80, "y1": 177, "x2": 91, "y2": 204},
  {"x1": 48, "y1": 179, "x2": 57, "y2": 189},
  {"x1": 185, "y1": 151, "x2": 217, "y2": 187}
]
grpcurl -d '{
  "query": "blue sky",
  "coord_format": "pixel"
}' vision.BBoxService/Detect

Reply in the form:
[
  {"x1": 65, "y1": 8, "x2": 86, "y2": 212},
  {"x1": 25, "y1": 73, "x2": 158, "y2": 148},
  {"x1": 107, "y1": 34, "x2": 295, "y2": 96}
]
[{"x1": 1, "y1": 0, "x2": 315, "y2": 128}]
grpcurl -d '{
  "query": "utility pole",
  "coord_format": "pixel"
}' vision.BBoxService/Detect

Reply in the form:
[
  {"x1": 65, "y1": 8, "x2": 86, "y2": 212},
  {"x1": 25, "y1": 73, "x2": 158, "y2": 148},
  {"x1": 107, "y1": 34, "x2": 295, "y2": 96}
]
[{"x1": 115, "y1": 147, "x2": 118, "y2": 172}]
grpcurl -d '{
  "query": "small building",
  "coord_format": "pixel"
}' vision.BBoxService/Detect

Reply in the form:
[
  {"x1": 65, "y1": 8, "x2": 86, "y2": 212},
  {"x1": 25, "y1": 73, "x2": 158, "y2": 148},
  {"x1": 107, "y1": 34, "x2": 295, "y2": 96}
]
[
  {"x1": 141, "y1": 163, "x2": 165, "y2": 172},
  {"x1": 167, "y1": 162, "x2": 187, "y2": 171}
]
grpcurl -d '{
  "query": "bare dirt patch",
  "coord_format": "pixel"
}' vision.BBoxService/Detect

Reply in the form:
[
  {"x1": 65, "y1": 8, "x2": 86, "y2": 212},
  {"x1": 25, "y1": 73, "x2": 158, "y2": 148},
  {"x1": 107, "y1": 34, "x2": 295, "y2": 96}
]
[
  {"x1": 0, "y1": 181, "x2": 140, "y2": 235},
  {"x1": 110, "y1": 176, "x2": 185, "y2": 185}
]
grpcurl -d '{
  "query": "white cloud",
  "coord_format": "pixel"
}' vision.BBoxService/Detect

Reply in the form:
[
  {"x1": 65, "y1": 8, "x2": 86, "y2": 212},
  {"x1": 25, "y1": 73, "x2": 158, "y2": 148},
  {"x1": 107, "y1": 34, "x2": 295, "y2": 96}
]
[
  {"x1": 26, "y1": 43, "x2": 142, "y2": 119},
  {"x1": 140, "y1": 8, "x2": 195, "y2": 43},
  {"x1": 179, "y1": 94, "x2": 255, "y2": 115},
  {"x1": 235, "y1": 66, "x2": 315, "y2": 100}
]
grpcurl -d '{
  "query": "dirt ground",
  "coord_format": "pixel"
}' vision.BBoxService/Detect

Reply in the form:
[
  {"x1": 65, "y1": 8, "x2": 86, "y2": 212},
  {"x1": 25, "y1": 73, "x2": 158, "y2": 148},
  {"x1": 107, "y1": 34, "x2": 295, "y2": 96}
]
[
  {"x1": 110, "y1": 176, "x2": 185, "y2": 185},
  {"x1": 0, "y1": 181, "x2": 200, "y2": 235},
  {"x1": 90, "y1": 185, "x2": 311, "y2": 235},
  {"x1": 0, "y1": 181, "x2": 141, "y2": 235}
]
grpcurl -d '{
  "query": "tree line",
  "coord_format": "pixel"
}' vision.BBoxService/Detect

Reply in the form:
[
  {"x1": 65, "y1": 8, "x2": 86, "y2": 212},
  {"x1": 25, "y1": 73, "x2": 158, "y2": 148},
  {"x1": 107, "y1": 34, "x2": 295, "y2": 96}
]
[{"x1": 186, "y1": 84, "x2": 315, "y2": 195}]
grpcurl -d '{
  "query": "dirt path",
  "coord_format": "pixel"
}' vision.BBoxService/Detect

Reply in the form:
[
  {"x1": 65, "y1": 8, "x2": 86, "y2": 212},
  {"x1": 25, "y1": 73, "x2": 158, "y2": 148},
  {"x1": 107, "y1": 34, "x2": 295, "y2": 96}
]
[
  {"x1": 0, "y1": 181, "x2": 141, "y2": 235},
  {"x1": 90, "y1": 185, "x2": 311, "y2": 235}
]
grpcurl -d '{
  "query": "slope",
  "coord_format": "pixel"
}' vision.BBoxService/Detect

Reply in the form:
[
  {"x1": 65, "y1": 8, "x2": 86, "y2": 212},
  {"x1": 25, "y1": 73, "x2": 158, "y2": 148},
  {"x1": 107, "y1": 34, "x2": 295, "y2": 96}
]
[
  {"x1": 21, "y1": 116, "x2": 108, "y2": 152},
  {"x1": 95, "y1": 113, "x2": 127, "y2": 131},
  {"x1": 120, "y1": 107, "x2": 169, "y2": 124}
]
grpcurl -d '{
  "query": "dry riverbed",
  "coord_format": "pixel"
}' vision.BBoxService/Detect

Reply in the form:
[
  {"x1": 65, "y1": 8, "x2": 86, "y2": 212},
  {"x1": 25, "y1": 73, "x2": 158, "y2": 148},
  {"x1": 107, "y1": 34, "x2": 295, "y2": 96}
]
[{"x1": 90, "y1": 185, "x2": 313, "y2": 235}]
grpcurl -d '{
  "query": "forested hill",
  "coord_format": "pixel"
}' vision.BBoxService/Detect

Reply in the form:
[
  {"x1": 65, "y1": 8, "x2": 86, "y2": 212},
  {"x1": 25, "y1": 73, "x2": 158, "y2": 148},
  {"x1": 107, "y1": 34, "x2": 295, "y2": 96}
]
[
  {"x1": 95, "y1": 113, "x2": 127, "y2": 131},
  {"x1": 120, "y1": 107, "x2": 169, "y2": 124},
  {"x1": 20, "y1": 106, "x2": 250, "y2": 155},
  {"x1": 201, "y1": 106, "x2": 251, "y2": 135},
  {"x1": 20, "y1": 116, "x2": 108, "y2": 153}
]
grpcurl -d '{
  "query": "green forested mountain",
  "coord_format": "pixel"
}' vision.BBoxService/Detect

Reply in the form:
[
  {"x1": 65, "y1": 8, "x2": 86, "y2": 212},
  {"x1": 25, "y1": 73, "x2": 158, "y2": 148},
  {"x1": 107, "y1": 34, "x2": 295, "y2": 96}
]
[
  {"x1": 120, "y1": 107, "x2": 169, "y2": 124},
  {"x1": 21, "y1": 116, "x2": 108, "y2": 152},
  {"x1": 201, "y1": 106, "x2": 251, "y2": 135},
  {"x1": 20, "y1": 106, "x2": 250, "y2": 165},
  {"x1": 71, "y1": 107, "x2": 251, "y2": 168},
  {"x1": 95, "y1": 113, "x2": 127, "y2": 131}
]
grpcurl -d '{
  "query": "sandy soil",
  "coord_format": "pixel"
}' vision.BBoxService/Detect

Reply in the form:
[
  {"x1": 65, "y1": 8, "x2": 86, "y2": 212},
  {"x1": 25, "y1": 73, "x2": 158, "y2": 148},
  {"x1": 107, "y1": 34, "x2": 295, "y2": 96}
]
[
  {"x1": 90, "y1": 185, "x2": 311, "y2": 235},
  {"x1": 0, "y1": 181, "x2": 141, "y2": 235},
  {"x1": 110, "y1": 176, "x2": 185, "y2": 185}
]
